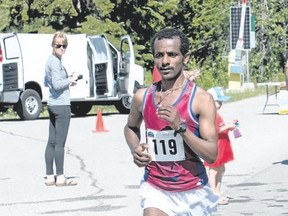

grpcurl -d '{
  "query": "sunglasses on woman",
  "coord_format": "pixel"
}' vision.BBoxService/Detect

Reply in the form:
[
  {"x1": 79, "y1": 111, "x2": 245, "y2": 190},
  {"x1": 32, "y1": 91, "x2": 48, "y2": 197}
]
[{"x1": 55, "y1": 44, "x2": 67, "y2": 49}]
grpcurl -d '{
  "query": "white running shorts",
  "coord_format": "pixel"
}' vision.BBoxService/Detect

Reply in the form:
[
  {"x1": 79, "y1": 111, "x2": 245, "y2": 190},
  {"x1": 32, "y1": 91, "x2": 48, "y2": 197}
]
[{"x1": 139, "y1": 181, "x2": 219, "y2": 216}]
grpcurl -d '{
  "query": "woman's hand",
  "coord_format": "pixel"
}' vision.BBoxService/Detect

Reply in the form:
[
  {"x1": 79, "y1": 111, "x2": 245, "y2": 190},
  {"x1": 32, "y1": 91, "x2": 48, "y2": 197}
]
[
  {"x1": 184, "y1": 69, "x2": 201, "y2": 81},
  {"x1": 69, "y1": 72, "x2": 78, "y2": 86}
]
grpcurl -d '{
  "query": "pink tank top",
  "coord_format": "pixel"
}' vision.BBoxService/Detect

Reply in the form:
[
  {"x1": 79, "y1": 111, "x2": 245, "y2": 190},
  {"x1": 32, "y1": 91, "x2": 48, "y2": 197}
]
[{"x1": 142, "y1": 80, "x2": 208, "y2": 192}]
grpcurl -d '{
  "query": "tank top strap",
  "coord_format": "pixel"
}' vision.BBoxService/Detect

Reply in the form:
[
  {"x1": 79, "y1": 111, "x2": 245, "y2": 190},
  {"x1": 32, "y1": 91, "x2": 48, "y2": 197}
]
[
  {"x1": 182, "y1": 81, "x2": 199, "y2": 124},
  {"x1": 142, "y1": 82, "x2": 158, "y2": 114}
]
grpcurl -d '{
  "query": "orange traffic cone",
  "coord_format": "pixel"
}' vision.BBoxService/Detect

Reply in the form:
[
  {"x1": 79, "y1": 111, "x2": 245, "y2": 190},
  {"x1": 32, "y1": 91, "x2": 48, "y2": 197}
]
[{"x1": 92, "y1": 108, "x2": 108, "y2": 132}]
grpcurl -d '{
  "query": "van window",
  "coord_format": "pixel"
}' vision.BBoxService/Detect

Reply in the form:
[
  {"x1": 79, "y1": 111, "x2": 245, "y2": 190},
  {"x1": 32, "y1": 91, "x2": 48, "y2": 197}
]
[
  {"x1": 90, "y1": 37, "x2": 108, "y2": 62},
  {"x1": 4, "y1": 36, "x2": 20, "y2": 59}
]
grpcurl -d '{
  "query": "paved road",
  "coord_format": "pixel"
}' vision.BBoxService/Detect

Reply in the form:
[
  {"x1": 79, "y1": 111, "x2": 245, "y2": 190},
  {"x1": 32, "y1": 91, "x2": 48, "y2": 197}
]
[
  {"x1": 213, "y1": 95, "x2": 288, "y2": 215},
  {"x1": 0, "y1": 95, "x2": 287, "y2": 216}
]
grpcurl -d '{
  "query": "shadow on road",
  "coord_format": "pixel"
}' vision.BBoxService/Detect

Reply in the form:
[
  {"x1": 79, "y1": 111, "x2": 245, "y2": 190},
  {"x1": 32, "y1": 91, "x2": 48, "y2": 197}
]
[{"x1": 273, "y1": 159, "x2": 288, "y2": 165}]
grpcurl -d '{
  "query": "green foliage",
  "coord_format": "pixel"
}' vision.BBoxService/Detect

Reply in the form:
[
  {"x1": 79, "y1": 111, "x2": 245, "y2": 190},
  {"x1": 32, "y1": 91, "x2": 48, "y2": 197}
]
[
  {"x1": 192, "y1": 55, "x2": 229, "y2": 90},
  {"x1": 0, "y1": 0, "x2": 287, "y2": 88},
  {"x1": 94, "y1": 0, "x2": 115, "y2": 17},
  {"x1": 0, "y1": 0, "x2": 10, "y2": 31},
  {"x1": 78, "y1": 16, "x2": 125, "y2": 36},
  {"x1": 249, "y1": 0, "x2": 288, "y2": 83}
]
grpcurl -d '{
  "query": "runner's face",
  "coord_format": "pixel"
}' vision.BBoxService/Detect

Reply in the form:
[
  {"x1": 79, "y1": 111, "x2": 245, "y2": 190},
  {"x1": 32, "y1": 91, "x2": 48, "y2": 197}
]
[{"x1": 153, "y1": 37, "x2": 189, "y2": 81}]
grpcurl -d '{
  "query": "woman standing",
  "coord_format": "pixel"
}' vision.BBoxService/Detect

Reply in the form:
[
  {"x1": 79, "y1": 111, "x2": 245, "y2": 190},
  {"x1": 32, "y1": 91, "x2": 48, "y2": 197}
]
[{"x1": 44, "y1": 31, "x2": 78, "y2": 186}]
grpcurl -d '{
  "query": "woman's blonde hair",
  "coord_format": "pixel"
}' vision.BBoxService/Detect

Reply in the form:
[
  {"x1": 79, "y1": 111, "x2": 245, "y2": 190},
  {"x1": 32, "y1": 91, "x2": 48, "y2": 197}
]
[{"x1": 51, "y1": 31, "x2": 68, "y2": 47}]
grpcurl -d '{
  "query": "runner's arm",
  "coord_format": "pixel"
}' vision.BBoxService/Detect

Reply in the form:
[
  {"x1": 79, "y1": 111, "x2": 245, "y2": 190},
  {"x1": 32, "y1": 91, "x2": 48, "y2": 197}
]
[
  {"x1": 124, "y1": 88, "x2": 151, "y2": 167},
  {"x1": 181, "y1": 90, "x2": 218, "y2": 163}
]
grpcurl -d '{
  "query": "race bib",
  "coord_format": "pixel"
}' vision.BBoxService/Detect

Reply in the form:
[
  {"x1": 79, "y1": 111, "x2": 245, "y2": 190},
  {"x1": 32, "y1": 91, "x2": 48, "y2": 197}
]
[{"x1": 146, "y1": 128, "x2": 185, "y2": 162}]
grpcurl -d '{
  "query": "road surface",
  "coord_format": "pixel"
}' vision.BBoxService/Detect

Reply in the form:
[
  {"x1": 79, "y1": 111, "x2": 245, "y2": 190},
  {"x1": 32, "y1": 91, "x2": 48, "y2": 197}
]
[{"x1": 0, "y1": 95, "x2": 287, "y2": 215}]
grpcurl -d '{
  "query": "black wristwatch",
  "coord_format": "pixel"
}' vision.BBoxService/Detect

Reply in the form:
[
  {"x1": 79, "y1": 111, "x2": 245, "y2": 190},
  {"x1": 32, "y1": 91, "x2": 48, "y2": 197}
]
[{"x1": 174, "y1": 122, "x2": 187, "y2": 137}]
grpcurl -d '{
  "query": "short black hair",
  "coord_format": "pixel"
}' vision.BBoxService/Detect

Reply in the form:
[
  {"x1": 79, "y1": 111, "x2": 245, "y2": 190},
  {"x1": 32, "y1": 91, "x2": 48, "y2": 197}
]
[{"x1": 151, "y1": 28, "x2": 190, "y2": 57}]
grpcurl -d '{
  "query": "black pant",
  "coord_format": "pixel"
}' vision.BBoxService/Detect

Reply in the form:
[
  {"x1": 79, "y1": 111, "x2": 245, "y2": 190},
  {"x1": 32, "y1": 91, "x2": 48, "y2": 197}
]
[{"x1": 45, "y1": 105, "x2": 71, "y2": 175}]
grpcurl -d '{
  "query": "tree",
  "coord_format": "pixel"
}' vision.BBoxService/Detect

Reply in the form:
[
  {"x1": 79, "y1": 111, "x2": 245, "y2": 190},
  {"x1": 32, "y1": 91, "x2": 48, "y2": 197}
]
[
  {"x1": 1, "y1": 0, "x2": 287, "y2": 88},
  {"x1": 249, "y1": 0, "x2": 288, "y2": 83},
  {"x1": 107, "y1": 0, "x2": 231, "y2": 87},
  {"x1": 0, "y1": 0, "x2": 10, "y2": 31}
]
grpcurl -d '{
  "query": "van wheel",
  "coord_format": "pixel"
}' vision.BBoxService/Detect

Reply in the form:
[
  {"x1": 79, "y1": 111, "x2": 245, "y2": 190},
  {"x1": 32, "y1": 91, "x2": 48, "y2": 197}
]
[
  {"x1": 16, "y1": 89, "x2": 42, "y2": 120},
  {"x1": 0, "y1": 105, "x2": 8, "y2": 113},
  {"x1": 115, "y1": 96, "x2": 131, "y2": 114},
  {"x1": 71, "y1": 103, "x2": 93, "y2": 116}
]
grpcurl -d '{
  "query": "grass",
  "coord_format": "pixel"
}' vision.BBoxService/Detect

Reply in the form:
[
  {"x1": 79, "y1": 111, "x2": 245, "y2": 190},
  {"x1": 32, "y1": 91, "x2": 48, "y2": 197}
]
[
  {"x1": 0, "y1": 86, "x2": 269, "y2": 120},
  {"x1": 226, "y1": 87, "x2": 267, "y2": 102},
  {"x1": 0, "y1": 105, "x2": 118, "y2": 120}
]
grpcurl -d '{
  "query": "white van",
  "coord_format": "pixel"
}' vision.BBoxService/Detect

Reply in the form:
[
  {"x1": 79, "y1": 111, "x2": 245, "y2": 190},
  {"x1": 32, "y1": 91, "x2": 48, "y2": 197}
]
[{"x1": 0, "y1": 33, "x2": 144, "y2": 120}]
